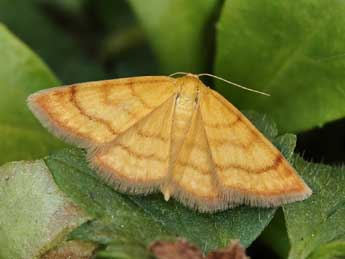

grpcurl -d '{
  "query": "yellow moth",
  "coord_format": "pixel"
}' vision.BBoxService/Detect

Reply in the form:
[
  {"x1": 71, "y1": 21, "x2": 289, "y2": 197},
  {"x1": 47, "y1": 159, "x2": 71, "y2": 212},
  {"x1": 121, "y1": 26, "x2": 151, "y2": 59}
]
[{"x1": 27, "y1": 73, "x2": 311, "y2": 212}]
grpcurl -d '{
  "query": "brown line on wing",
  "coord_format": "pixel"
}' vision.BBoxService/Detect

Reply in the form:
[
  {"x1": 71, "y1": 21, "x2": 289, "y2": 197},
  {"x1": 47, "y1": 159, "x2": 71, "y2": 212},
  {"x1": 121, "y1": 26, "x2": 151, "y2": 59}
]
[
  {"x1": 214, "y1": 155, "x2": 286, "y2": 175},
  {"x1": 71, "y1": 85, "x2": 119, "y2": 135}
]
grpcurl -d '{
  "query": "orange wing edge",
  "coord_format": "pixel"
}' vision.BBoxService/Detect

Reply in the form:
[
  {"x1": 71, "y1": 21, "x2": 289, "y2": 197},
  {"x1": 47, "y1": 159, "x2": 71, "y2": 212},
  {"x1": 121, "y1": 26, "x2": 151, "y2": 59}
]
[
  {"x1": 88, "y1": 154, "x2": 163, "y2": 195},
  {"x1": 167, "y1": 183, "x2": 239, "y2": 212},
  {"x1": 27, "y1": 86, "x2": 95, "y2": 149},
  {"x1": 218, "y1": 175, "x2": 312, "y2": 208},
  {"x1": 200, "y1": 89, "x2": 312, "y2": 208}
]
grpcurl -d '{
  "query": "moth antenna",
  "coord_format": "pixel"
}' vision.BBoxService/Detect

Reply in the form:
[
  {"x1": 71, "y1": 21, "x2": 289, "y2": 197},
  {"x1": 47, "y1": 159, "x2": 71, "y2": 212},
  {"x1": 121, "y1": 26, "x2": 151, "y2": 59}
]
[
  {"x1": 198, "y1": 73, "x2": 270, "y2": 96},
  {"x1": 169, "y1": 72, "x2": 190, "y2": 77}
]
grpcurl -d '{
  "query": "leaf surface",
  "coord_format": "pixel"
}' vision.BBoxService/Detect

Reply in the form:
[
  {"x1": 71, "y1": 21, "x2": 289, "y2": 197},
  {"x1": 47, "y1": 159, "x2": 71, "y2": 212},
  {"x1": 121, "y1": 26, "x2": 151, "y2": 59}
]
[
  {"x1": 128, "y1": 0, "x2": 220, "y2": 73},
  {"x1": 307, "y1": 241, "x2": 345, "y2": 259},
  {"x1": 215, "y1": 0, "x2": 345, "y2": 133},
  {"x1": 0, "y1": 24, "x2": 65, "y2": 164},
  {"x1": 283, "y1": 156, "x2": 345, "y2": 259},
  {"x1": 0, "y1": 160, "x2": 89, "y2": 259},
  {"x1": 0, "y1": 0, "x2": 106, "y2": 84}
]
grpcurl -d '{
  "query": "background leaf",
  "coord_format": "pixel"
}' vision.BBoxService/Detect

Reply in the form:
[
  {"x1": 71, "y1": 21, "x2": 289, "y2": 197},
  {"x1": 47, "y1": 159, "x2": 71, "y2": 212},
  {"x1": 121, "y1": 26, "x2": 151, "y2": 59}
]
[
  {"x1": 0, "y1": 0, "x2": 106, "y2": 84},
  {"x1": 41, "y1": 240, "x2": 97, "y2": 259},
  {"x1": 41, "y1": 0, "x2": 85, "y2": 15},
  {"x1": 259, "y1": 209, "x2": 290, "y2": 258},
  {"x1": 95, "y1": 241, "x2": 152, "y2": 259},
  {"x1": 128, "y1": 0, "x2": 221, "y2": 73},
  {"x1": 283, "y1": 156, "x2": 345, "y2": 259},
  {"x1": 307, "y1": 241, "x2": 345, "y2": 259},
  {"x1": 0, "y1": 160, "x2": 89, "y2": 259},
  {"x1": 94, "y1": 0, "x2": 160, "y2": 77},
  {"x1": 0, "y1": 24, "x2": 65, "y2": 165},
  {"x1": 215, "y1": 0, "x2": 345, "y2": 133}
]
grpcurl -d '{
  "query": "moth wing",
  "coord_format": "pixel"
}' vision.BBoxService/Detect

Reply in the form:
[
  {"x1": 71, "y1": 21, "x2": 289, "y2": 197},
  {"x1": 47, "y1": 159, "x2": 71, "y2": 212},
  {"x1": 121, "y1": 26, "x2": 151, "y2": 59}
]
[
  {"x1": 200, "y1": 89, "x2": 312, "y2": 207},
  {"x1": 90, "y1": 95, "x2": 176, "y2": 193},
  {"x1": 167, "y1": 106, "x2": 230, "y2": 212},
  {"x1": 27, "y1": 76, "x2": 177, "y2": 147}
]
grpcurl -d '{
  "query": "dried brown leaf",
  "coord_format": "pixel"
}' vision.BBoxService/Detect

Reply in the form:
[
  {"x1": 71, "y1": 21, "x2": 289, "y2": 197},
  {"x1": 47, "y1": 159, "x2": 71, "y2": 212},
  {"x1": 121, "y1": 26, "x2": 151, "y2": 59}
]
[
  {"x1": 150, "y1": 240, "x2": 203, "y2": 259},
  {"x1": 150, "y1": 240, "x2": 249, "y2": 259},
  {"x1": 207, "y1": 240, "x2": 249, "y2": 259}
]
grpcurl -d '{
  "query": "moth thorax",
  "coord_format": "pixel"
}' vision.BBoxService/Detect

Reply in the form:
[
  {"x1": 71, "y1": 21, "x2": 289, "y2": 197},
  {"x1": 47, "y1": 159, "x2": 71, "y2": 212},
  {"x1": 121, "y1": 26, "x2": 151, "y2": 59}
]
[
  {"x1": 163, "y1": 77, "x2": 199, "y2": 200},
  {"x1": 177, "y1": 75, "x2": 200, "y2": 99}
]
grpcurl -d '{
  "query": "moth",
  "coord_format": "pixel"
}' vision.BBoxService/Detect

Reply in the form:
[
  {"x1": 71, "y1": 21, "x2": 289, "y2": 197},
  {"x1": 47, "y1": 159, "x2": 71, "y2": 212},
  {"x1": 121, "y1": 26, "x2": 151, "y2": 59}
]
[{"x1": 27, "y1": 73, "x2": 311, "y2": 212}]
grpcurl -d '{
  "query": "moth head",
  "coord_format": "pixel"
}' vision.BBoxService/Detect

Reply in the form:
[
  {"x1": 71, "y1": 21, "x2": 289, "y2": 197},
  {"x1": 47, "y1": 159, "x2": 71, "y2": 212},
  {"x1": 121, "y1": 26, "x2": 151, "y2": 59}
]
[{"x1": 175, "y1": 74, "x2": 203, "y2": 98}]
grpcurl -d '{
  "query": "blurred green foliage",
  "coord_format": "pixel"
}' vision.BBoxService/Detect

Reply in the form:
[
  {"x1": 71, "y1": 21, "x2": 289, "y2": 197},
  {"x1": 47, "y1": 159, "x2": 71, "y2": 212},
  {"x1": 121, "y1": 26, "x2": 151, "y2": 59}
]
[
  {"x1": 129, "y1": 0, "x2": 220, "y2": 74},
  {"x1": 2, "y1": 0, "x2": 345, "y2": 135}
]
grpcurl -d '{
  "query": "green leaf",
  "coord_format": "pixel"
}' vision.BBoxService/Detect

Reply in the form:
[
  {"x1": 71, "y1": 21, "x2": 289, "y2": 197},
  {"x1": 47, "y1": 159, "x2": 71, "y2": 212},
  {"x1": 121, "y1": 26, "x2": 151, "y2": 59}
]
[
  {"x1": 44, "y1": 111, "x2": 297, "y2": 255},
  {"x1": 128, "y1": 0, "x2": 220, "y2": 73},
  {"x1": 42, "y1": 240, "x2": 98, "y2": 259},
  {"x1": 0, "y1": 0, "x2": 106, "y2": 84},
  {"x1": 0, "y1": 24, "x2": 65, "y2": 165},
  {"x1": 259, "y1": 209, "x2": 290, "y2": 259},
  {"x1": 0, "y1": 160, "x2": 89, "y2": 259},
  {"x1": 215, "y1": 0, "x2": 345, "y2": 133},
  {"x1": 96, "y1": 240, "x2": 152, "y2": 259},
  {"x1": 94, "y1": 0, "x2": 139, "y2": 33},
  {"x1": 86, "y1": 1, "x2": 160, "y2": 77},
  {"x1": 41, "y1": 0, "x2": 85, "y2": 15},
  {"x1": 283, "y1": 156, "x2": 345, "y2": 259},
  {"x1": 307, "y1": 241, "x2": 345, "y2": 259}
]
